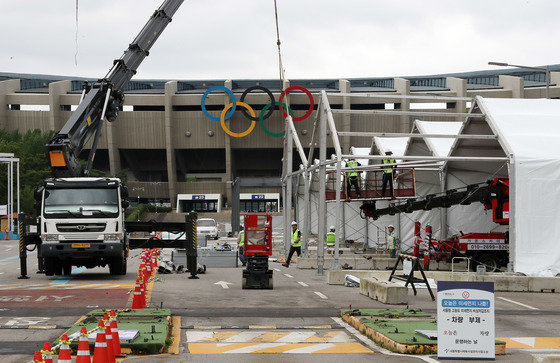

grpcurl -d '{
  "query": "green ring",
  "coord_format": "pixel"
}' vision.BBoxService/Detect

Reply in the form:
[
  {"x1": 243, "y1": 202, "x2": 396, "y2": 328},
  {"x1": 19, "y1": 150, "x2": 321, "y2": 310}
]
[{"x1": 259, "y1": 102, "x2": 294, "y2": 137}]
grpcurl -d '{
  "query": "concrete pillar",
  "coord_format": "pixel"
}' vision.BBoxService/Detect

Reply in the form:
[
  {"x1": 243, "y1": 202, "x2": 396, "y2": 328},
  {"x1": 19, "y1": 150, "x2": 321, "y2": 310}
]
[
  {"x1": 499, "y1": 75, "x2": 524, "y2": 98},
  {"x1": 550, "y1": 72, "x2": 560, "y2": 98},
  {"x1": 0, "y1": 79, "x2": 20, "y2": 130},
  {"x1": 224, "y1": 80, "x2": 233, "y2": 206},
  {"x1": 339, "y1": 80, "x2": 351, "y2": 153},
  {"x1": 446, "y1": 77, "x2": 467, "y2": 114},
  {"x1": 164, "y1": 81, "x2": 178, "y2": 207},
  {"x1": 393, "y1": 78, "x2": 410, "y2": 133},
  {"x1": 48, "y1": 80, "x2": 72, "y2": 131},
  {"x1": 106, "y1": 121, "x2": 121, "y2": 177}
]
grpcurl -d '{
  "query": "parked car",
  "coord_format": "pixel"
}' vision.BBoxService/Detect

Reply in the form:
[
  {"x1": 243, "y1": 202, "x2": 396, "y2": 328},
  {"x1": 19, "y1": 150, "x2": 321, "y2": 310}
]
[{"x1": 197, "y1": 218, "x2": 219, "y2": 240}]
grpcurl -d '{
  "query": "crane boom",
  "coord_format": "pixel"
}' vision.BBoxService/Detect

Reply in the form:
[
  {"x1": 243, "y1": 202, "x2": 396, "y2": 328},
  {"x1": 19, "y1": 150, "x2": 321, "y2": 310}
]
[{"x1": 46, "y1": 0, "x2": 184, "y2": 176}]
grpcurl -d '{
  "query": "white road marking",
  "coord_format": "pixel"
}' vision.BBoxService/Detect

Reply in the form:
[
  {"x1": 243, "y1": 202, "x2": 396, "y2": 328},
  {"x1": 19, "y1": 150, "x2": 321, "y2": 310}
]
[
  {"x1": 297, "y1": 281, "x2": 308, "y2": 287},
  {"x1": 498, "y1": 297, "x2": 539, "y2": 310},
  {"x1": 331, "y1": 317, "x2": 438, "y2": 362},
  {"x1": 223, "y1": 343, "x2": 276, "y2": 354},
  {"x1": 274, "y1": 332, "x2": 315, "y2": 343},
  {"x1": 187, "y1": 331, "x2": 218, "y2": 342},
  {"x1": 221, "y1": 332, "x2": 266, "y2": 342},
  {"x1": 285, "y1": 343, "x2": 336, "y2": 353},
  {"x1": 284, "y1": 274, "x2": 294, "y2": 278},
  {"x1": 314, "y1": 291, "x2": 328, "y2": 299},
  {"x1": 214, "y1": 281, "x2": 233, "y2": 289},
  {"x1": 510, "y1": 337, "x2": 536, "y2": 347},
  {"x1": 273, "y1": 268, "x2": 281, "y2": 272}
]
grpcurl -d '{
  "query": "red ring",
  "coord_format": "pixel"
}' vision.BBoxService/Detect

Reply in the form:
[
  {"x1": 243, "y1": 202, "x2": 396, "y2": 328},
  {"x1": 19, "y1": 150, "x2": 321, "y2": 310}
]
[{"x1": 278, "y1": 86, "x2": 314, "y2": 121}]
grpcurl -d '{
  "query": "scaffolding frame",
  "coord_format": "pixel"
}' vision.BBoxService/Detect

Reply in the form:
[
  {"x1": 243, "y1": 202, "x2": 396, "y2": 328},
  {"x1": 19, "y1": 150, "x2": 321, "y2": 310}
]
[
  {"x1": 0, "y1": 153, "x2": 20, "y2": 236},
  {"x1": 282, "y1": 91, "x2": 509, "y2": 274}
]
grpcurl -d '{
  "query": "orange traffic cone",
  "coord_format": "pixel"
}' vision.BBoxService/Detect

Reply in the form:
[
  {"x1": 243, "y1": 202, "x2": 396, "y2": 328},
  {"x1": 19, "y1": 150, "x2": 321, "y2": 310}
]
[
  {"x1": 103, "y1": 314, "x2": 115, "y2": 363},
  {"x1": 32, "y1": 350, "x2": 44, "y2": 362},
  {"x1": 92, "y1": 320, "x2": 108, "y2": 363},
  {"x1": 41, "y1": 342, "x2": 53, "y2": 363},
  {"x1": 131, "y1": 279, "x2": 145, "y2": 309},
  {"x1": 58, "y1": 334, "x2": 72, "y2": 363},
  {"x1": 76, "y1": 326, "x2": 92, "y2": 363},
  {"x1": 110, "y1": 319, "x2": 122, "y2": 356}
]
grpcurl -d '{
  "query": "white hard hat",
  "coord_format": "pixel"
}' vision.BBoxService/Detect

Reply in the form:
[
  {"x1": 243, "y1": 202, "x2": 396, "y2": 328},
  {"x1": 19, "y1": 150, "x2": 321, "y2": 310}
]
[
  {"x1": 385, "y1": 148, "x2": 392, "y2": 154},
  {"x1": 329, "y1": 225, "x2": 335, "y2": 231},
  {"x1": 291, "y1": 221, "x2": 298, "y2": 226},
  {"x1": 388, "y1": 224, "x2": 394, "y2": 229}
]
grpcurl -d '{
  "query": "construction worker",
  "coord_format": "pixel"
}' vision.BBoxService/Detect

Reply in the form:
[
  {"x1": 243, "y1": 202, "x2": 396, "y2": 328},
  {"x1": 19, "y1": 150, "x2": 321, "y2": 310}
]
[
  {"x1": 346, "y1": 158, "x2": 362, "y2": 199},
  {"x1": 282, "y1": 221, "x2": 301, "y2": 267},
  {"x1": 388, "y1": 224, "x2": 398, "y2": 258},
  {"x1": 326, "y1": 226, "x2": 336, "y2": 247},
  {"x1": 381, "y1": 149, "x2": 396, "y2": 198},
  {"x1": 238, "y1": 224, "x2": 247, "y2": 266}
]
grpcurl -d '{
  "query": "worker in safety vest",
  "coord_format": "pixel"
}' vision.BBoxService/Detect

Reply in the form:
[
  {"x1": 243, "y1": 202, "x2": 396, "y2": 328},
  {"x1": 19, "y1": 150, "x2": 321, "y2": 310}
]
[
  {"x1": 326, "y1": 226, "x2": 336, "y2": 247},
  {"x1": 282, "y1": 221, "x2": 301, "y2": 267},
  {"x1": 238, "y1": 224, "x2": 247, "y2": 266},
  {"x1": 388, "y1": 224, "x2": 398, "y2": 258},
  {"x1": 381, "y1": 149, "x2": 396, "y2": 198},
  {"x1": 345, "y1": 158, "x2": 362, "y2": 199}
]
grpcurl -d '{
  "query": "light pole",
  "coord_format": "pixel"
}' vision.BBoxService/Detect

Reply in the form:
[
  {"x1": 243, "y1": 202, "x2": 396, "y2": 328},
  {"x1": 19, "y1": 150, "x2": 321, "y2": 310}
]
[
  {"x1": 132, "y1": 187, "x2": 145, "y2": 221},
  {"x1": 488, "y1": 61, "x2": 551, "y2": 99}
]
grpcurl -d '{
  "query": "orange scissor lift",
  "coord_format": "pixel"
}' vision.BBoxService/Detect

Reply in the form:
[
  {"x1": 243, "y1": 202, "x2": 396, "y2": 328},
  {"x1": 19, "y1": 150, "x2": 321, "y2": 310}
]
[{"x1": 241, "y1": 214, "x2": 273, "y2": 289}]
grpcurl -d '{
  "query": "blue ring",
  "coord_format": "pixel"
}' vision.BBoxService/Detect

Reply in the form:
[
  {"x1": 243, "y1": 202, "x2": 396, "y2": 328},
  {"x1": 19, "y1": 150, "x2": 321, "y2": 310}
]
[{"x1": 201, "y1": 86, "x2": 236, "y2": 122}]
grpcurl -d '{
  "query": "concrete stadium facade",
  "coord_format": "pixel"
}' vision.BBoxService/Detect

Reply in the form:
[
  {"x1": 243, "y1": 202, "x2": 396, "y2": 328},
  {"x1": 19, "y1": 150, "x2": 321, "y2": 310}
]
[{"x1": 1, "y1": 67, "x2": 559, "y2": 208}]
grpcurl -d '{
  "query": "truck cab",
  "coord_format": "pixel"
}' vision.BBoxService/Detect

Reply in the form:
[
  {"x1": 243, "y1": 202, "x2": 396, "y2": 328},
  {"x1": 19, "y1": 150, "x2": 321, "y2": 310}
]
[{"x1": 36, "y1": 177, "x2": 129, "y2": 276}]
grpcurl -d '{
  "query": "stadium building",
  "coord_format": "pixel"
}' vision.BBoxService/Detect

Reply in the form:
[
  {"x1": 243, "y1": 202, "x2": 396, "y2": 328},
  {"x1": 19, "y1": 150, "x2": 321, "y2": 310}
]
[{"x1": 1, "y1": 66, "x2": 559, "y2": 211}]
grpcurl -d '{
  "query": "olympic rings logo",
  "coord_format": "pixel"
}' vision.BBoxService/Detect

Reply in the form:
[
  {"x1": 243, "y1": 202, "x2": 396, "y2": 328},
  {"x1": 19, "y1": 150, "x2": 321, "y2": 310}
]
[{"x1": 200, "y1": 85, "x2": 314, "y2": 138}]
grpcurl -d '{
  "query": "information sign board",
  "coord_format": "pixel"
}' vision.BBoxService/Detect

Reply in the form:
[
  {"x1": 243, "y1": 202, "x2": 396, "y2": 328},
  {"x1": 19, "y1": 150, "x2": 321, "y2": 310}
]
[{"x1": 437, "y1": 281, "x2": 495, "y2": 360}]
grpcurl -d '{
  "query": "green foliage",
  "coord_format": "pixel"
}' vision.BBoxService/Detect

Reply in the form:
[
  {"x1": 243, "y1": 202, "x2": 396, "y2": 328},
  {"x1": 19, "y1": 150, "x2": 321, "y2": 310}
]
[
  {"x1": 0, "y1": 130, "x2": 55, "y2": 215},
  {"x1": 126, "y1": 203, "x2": 173, "y2": 222}
]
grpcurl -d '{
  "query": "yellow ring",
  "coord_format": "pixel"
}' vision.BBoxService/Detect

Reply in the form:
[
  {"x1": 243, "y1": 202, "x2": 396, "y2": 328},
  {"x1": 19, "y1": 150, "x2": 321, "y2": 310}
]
[{"x1": 220, "y1": 102, "x2": 256, "y2": 138}]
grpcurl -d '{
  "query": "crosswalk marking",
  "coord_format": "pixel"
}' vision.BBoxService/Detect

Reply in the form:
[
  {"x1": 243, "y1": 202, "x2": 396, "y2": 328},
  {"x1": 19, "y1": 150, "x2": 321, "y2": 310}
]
[
  {"x1": 187, "y1": 342, "x2": 372, "y2": 354},
  {"x1": 284, "y1": 274, "x2": 293, "y2": 278},
  {"x1": 498, "y1": 337, "x2": 560, "y2": 349},
  {"x1": 314, "y1": 291, "x2": 328, "y2": 299},
  {"x1": 298, "y1": 281, "x2": 309, "y2": 287},
  {"x1": 186, "y1": 330, "x2": 355, "y2": 344}
]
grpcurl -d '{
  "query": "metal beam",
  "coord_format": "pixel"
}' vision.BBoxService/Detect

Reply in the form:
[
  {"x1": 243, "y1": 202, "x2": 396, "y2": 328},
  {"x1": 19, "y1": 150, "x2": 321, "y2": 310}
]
[
  {"x1": 337, "y1": 132, "x2": 498, "y2": 139},
  {"x1": 327, "y1": 92, "x2": 474, "y2": 102},
  {"x1": 341, "y1": 154, "x2": 509, "y2": 162},
  {"x1": 330, "y1": 109, "x2": 483, "y2": 118}
]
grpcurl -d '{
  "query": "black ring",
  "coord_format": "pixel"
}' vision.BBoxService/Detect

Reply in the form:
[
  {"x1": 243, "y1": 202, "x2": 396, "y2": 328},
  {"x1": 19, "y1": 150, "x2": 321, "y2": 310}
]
[{"x1": 240, "y1": 86, "x2": 275, "y2": 121}]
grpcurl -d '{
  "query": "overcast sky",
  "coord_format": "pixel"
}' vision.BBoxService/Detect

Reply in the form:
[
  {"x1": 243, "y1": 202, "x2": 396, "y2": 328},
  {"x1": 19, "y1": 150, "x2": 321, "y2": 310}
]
[{"x1": 1, "y1": 0, "x2": 559, "y2": 80}]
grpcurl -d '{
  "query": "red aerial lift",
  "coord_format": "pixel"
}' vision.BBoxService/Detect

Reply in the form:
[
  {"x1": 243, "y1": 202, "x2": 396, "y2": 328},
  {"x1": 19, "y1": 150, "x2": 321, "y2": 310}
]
[
  {"x1": 241, "y1": 214, "x2": 273, "y2": 289},
  {"x1": 361, "y1": 178, "x2": 510, "y2": 271}
]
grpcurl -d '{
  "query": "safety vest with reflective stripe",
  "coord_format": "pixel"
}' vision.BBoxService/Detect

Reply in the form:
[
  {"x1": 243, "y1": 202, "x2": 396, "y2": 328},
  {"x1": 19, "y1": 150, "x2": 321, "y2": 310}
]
[
  {"x1": 326, "y1": 231, "x2": 336, "y2": 246},
  {"x1": 388, "y1": 231, "x2": 397, "y2": 249},
  {"x1": 383, "y1": 159, "x2": 396, "y2": 174},
  {"x1": 347, "y1": 159, "x2": 359, "y2": 178},
  {"x1": 291, "y1": 228, "x2": 301, "y2": 247},
  {"x1": 238, "y1": 230, "x2": 244, "y2": 247}
]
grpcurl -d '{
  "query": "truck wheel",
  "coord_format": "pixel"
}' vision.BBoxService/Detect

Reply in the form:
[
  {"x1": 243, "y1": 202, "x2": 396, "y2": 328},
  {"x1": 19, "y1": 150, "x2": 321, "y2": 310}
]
[
  {"x1": 476, "y1": 253, "x2": 499, "y2": 272},
  {"x1": 62, "y1": 261, "x2": 72, "y2": 276},
  {"x1": 54, "y1": 260, "x2": 63, "y2": 276},
  {"x1": 109, "y1": 256, "x2": 125, "y2": 276},
  {"x1": 120, "y1": 257, "x2": 127, "y2": 275},
  {"x1": 44, "y1": 258, "x2": 55, "y2": 276}
]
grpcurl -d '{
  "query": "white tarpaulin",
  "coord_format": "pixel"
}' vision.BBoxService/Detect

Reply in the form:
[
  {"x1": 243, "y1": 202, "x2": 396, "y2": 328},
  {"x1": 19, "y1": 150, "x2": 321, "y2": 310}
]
[
  {"x1": 415, "y1": 120, "x2": 462, "y2": 156},
  {"x1": 479, "y1": 97, "x2": 560, "y2": 276}
]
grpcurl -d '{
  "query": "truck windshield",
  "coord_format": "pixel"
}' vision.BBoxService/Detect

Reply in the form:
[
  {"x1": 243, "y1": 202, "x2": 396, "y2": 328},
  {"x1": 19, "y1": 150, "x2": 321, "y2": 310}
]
[{"x1": 44, "y1": 188, "x2": 119, "y2": 218}]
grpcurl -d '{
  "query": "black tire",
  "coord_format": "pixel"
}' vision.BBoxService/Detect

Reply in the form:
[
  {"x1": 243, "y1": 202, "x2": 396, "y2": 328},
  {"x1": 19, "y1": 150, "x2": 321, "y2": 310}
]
[
  {"x1": 120, "y1": 257, "x2": 127, "y2": 275},
  {"x1": 54, "y1": 260, "x2": 63, "y2": 276},
  {"x1": 62, "y1": 261, "x2": 72, "y2": 276},
  {"x1": 44, "y1": 258, "x2": 55, "y2": 276},
  {"x1": 476, "y1": 253, "x2": 499, "y2": 272},
  {"x1": 109, "y1": 255, "x2": 125, "y2": 276}
]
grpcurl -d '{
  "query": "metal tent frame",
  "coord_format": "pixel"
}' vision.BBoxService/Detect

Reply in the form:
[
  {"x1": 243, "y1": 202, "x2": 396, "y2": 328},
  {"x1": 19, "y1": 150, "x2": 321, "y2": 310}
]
[{"x1": 282, "y1": 92, "x2": 510, "y2": 274}]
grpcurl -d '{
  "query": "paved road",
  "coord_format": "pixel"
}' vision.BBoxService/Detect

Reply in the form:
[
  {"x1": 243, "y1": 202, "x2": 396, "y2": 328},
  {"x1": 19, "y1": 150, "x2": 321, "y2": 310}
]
[{"x1": 0, "y1": 239, "x2": 558, "y2": 362}]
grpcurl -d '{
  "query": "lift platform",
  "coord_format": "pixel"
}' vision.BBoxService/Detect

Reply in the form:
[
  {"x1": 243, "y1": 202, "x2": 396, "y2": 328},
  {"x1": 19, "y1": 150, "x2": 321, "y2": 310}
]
[
  {"x1": 326, "y1": 168, "x2": 416, "y2": 201},
  {"x1": 241, "y1": 214, "x2": 273, "y2": 289}
]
